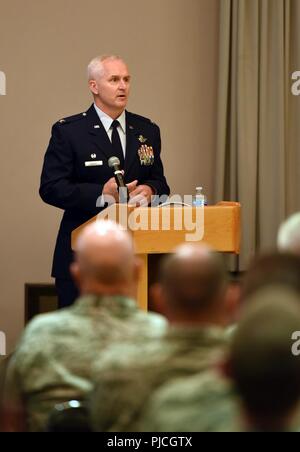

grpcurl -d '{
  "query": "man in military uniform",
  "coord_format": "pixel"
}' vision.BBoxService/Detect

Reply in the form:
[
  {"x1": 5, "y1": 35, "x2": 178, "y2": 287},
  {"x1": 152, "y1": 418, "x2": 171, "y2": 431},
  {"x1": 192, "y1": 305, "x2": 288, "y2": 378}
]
[
  {"x1": 138, "y1": 286, "x2": 300, "y2": 432},
  {"x1": 2, "y1": 220, "x2": 167, "y2": 432},
  {"x1": 90, "y1": 243, "x2": 236, "y2": 432},
  {"x1": 39, "y1": 55, "x2": 170, "y2": 307}
]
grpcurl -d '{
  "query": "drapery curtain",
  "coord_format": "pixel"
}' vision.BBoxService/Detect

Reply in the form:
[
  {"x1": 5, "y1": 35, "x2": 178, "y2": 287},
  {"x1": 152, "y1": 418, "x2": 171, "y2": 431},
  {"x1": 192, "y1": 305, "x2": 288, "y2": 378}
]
[{"x1": 216, "y1": 0, "x2": 300, "y2": 269}]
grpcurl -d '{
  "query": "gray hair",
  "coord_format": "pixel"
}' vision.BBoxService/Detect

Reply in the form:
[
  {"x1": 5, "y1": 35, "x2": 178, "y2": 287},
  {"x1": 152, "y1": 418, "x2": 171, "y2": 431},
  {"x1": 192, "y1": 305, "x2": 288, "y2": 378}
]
[
  {"x1": 87, "y1": 55, "x2": 124, "y2": 80},
  {"x1": 277, "y1": 212, "x2": 300, "y2": 254}
]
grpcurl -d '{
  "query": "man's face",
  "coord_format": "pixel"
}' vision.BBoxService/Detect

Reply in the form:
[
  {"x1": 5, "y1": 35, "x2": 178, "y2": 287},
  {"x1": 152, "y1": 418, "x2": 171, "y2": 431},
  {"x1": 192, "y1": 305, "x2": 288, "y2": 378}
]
[{"x1": 90, "y1": 59, "x2": 131, "y2": 115}]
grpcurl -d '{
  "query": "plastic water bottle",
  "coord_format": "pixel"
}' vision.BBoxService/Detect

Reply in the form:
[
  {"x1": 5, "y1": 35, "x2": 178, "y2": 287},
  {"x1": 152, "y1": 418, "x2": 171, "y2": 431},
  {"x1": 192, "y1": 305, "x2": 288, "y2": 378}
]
[{"x1": 192, "y1": 186, "x2": 207, "y2": 207}]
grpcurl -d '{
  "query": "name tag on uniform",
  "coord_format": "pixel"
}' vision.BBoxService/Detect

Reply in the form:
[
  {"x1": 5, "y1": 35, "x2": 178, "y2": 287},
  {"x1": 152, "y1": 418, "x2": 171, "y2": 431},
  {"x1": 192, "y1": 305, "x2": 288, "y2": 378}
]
[{"x1": 85, "y1": 160, "x2": 103, "y2": 167}]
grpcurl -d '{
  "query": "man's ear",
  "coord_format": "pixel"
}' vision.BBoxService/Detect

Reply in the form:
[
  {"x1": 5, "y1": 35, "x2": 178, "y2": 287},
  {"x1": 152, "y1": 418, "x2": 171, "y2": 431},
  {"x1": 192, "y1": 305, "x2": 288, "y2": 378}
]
[
  {"x1": 130, "y1": 257, "x2": 142, "y2": 299},
  {"x1": 133, "y1": 256, "x2": 142, "y2": 283},
  {"x1": 149, "y1": 283, "x2": 166, "y2": 316},
  {"x1": 88, "y1": 79, "x2": 98, "y2": 95},
  {"x1": 70, "y1": 262, "x2": 81, "y2": 289},
  {"x1": 219, "y1": 355, "x2": 234, "y2": 380},
  {"x1": 224, "y1": 282, "x2": 242, "y2": 324}
]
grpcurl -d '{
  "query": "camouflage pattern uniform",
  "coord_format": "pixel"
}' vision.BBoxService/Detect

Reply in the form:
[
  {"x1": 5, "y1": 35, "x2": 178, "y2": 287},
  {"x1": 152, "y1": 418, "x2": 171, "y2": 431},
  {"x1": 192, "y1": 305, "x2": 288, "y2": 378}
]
[
  {"x1": 90, "y1": 325, "x2": 228, "y2": 432},
  {"x1": 4, "y1": 295, "x2": 167, "y2": 432},
  {"x1": 140, "y1": 369, "x2": 240, "y2": 432}
]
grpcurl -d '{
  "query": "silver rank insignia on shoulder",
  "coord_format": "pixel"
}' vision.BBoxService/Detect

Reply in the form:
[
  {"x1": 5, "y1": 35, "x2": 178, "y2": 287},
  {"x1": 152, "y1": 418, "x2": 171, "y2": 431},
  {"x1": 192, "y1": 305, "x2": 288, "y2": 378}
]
[
  {"x1": 138, "y1": 145, "x2": 154, "y2": 166},
  {"x1": 138, "y1": 134, "x2": 147, "y2": 143}
]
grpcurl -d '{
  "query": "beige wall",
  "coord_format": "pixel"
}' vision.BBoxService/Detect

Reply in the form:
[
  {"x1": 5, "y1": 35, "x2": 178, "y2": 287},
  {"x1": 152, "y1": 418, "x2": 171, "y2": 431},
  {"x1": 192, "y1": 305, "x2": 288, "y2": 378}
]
[{"x1": 0, "y1": 0, "x2": 219, "y2": 353}]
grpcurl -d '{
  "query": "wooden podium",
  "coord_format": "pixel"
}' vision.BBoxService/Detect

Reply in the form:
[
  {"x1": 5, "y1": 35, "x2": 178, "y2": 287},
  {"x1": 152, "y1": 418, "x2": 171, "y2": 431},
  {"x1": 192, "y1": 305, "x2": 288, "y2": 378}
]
[{"x1": 71, "y1": 202, "x2": 240, "y2": 310}]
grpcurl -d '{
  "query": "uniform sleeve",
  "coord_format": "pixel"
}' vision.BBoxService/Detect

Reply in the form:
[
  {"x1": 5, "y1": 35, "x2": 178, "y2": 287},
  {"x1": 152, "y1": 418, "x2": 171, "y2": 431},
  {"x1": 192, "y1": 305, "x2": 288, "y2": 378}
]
[
  {"x1": 1, "y1": 357, "x2": 26, "y2": 432},
  {"x1": 39, "y1": 123, "x2": 103, "y2": 212},
  {"x1": 143, "y1": 125, "x2": 170, "y2": 197}
]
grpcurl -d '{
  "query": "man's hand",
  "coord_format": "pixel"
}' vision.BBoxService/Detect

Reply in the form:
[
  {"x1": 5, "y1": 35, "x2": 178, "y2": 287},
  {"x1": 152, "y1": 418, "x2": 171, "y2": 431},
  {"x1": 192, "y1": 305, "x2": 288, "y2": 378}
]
[
  {"x1": 126, "y1": 180, "x2": 138, "y2": 194},
  {"x1": 102, "y1": 177, "x2": 119, "y2": 201},
  {"x1": 129, "y1": 184, "x2": 154, "y2": 207},
  {"x1": 102, "y1": 178, "x2": 138, "y2": 202}
]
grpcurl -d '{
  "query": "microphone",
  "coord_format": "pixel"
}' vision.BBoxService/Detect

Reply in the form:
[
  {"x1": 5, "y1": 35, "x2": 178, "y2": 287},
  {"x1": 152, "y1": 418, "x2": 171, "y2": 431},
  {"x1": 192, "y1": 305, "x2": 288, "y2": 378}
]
[
  {"x1": 108, "y1": 156, "x2": 126, "y2": 188},
  {"x1": 108, "y1": 156, "x2": 128, "y2": 203}
]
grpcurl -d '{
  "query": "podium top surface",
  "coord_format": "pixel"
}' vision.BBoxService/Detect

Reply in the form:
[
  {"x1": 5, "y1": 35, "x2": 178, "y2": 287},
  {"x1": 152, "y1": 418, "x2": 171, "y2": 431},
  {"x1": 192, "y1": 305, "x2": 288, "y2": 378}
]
[{"x1": 71, "y1": 202, "x2": 241, "y2": 254}]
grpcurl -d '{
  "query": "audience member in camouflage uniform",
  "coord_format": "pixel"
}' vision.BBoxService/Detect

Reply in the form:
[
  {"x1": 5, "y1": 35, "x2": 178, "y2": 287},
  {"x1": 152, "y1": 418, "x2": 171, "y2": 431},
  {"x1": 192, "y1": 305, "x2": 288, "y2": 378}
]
[
  {"x1": 3, "y1": 220, "x2": 167, "y2": 432},
  {"x1": 90, "y1": 243, "x2": 237, "y2": 431},
  {"x1": 139, "y1": 369, "x2": 238, "y2": 432},
  {"x1": 229, "y1": 286, "x2": 300, "y2": 432},
  {"x1": 139, "y1": 286, "x2": 300, "y2": 432}
]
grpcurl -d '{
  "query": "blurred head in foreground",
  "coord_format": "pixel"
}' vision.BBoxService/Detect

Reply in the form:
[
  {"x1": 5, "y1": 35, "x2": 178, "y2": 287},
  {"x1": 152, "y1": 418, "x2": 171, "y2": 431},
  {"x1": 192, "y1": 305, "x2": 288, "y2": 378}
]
[
  {"x1": 228, "y1": 286, "x2": 300, "y2": 431},
  {"x1": 242, "y1": 252, "x2": 300, "y2": 300},
  {"x1": 277, "y1": 212, "x2": 300, "y2": 255},
  {"x1": 152, "y1": 243, "x2": 236, "y2": 326},
  {"x1": 71, "y1": 220, "x2": 140, "y2": 299}
]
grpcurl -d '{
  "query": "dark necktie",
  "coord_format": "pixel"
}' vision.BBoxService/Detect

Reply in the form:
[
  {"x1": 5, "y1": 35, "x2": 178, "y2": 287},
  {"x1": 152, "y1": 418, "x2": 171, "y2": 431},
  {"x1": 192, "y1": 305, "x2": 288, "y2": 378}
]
[{"x1": 111, "y1": 120, "x2": 125, "y2": 168}]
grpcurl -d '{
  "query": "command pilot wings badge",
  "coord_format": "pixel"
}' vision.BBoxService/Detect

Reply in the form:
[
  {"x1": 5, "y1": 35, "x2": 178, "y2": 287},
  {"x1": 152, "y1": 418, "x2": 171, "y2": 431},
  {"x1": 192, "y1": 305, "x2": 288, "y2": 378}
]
[{"x1": 138, "y1": 135, "x2": 147, "y2": 143}]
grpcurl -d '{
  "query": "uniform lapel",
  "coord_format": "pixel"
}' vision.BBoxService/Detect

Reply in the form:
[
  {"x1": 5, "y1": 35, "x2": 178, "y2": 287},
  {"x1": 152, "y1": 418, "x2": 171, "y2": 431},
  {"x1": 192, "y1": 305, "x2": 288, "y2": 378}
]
[{"x1": 86, "y1": 105, "x2": 115, "y2": 161}]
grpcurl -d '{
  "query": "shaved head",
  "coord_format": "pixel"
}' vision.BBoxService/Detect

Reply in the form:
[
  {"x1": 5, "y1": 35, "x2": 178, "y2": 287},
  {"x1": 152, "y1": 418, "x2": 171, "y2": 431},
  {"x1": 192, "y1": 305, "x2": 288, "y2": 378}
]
[
  {"x1": 277, "y1": 212, "x2": 300, "y2": 255},
  {"x1": 160, "y1": 243, "x2": 227, "y2": 313},
  {"x1": 72, "y1": 220, "x2": 139, "y2": 296}
]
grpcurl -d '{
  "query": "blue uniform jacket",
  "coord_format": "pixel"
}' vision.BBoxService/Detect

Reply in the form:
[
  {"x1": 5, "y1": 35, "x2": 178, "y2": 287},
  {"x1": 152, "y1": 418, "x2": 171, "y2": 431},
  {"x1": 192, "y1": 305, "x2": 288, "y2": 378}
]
[{"x1": 40, "y1": 105, "x2": 170, "y2": 278}]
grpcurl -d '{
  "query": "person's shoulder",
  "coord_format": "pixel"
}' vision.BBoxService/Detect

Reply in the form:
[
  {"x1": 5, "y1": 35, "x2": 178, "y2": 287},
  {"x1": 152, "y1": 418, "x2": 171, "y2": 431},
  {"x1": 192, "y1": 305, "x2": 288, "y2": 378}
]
[
  {"x1": 126, "y1": 111, "x2": 159, "y2": 129},
  {"x1": 54, "y1": 110, "x2": 88, "y2": 127},
  {"x1": 21, "y1": 308, "x2": 76, "y2": 338},
  {"x1": 140, "y1": 370, "x2": 237, "y2": 432},
  {"x1": 132, "y1": 311, "x2": 168, "y2": 336},
  {"x1": 92, "y1": 334, "x2": 166, "y2": 376},
  {"x1": 11, "y1": 310, "x2": 77, "y2": 369}
]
